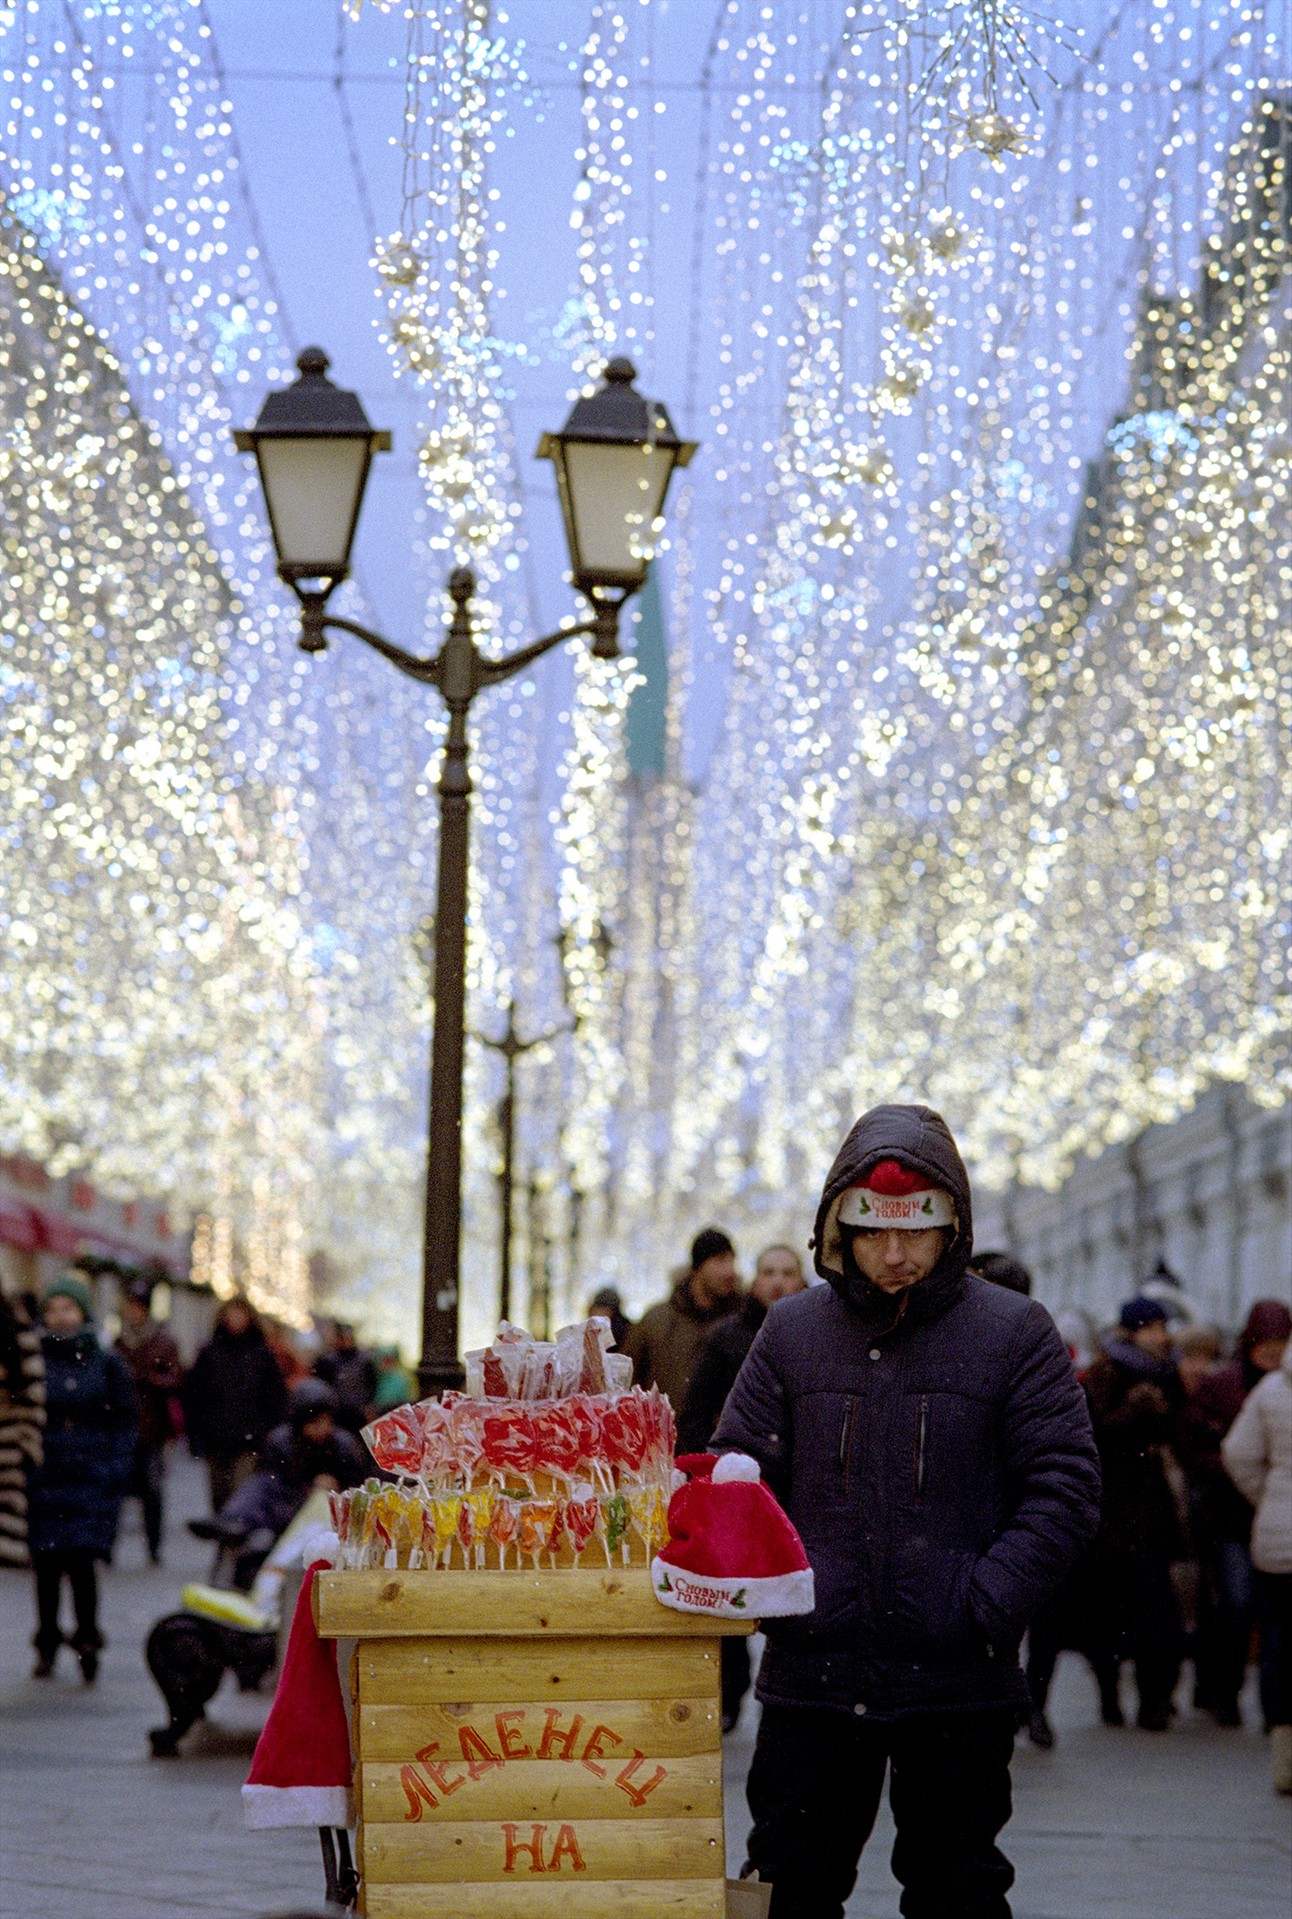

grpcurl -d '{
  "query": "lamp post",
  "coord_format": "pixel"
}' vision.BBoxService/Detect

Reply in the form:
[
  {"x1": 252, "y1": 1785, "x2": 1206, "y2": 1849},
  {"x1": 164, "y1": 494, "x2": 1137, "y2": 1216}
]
[
  {"x1": 473, "y1": 1000, "x2": 569, "y2": 1326},
  {"x1": 235, "y1": 350, "x2": 696, "y2": 1394}
]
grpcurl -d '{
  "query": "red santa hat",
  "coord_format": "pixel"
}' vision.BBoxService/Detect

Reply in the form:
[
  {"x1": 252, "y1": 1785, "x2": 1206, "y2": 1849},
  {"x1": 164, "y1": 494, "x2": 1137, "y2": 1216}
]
[
  {"x1": 651, "y1": 1453, "x2": 815, "y2": 1620},
  {"x1": 837, "y1": 1157, "x2": 956, "y2": 1231},
  {"x1": 242, "y1": 1561, "x2": 354, "y2": 1830}
]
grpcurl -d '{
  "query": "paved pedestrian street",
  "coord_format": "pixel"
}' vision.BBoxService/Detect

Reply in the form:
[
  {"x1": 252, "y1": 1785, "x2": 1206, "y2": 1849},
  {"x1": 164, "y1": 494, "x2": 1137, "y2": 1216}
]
[{"x1": 1, "y1": 1457, "x2": 1287, "y2": 1919}]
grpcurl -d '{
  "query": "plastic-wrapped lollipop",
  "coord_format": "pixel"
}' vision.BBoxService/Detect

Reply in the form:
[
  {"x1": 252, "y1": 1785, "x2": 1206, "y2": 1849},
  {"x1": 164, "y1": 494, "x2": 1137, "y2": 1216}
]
[
  {"x1": 430, "y1": 1492, "x2": 463, "y2": 1569},
  {"x1": 604, "y1": 1490, "x2": 631, "y2": 1565},
  {"x1": 447, "y1": 1394, "x2": 488, "y2": 1488},
  {"x1": 464, "y1": 1486, "x2": 497, "y2": 1569},
  {"x1": 566, "y1": 1395, "x2": 605, "y2": 1486},
  {"x1": 482, "y1": 1405, "x2": 537, "y2": 1487},
  {"x1": 628, "y1": 1484, "x2": 670, "y2": 1564},
  {"x1": 520, "y1": 1342, "x2": 557, "y2": 1400},
  {"x1": 361, "y1": 1402, "x2": 424, "y2": 1477},
  {"x1": 599, "y1": 1394, "x2": 647, "y2": 1478},
  {"x1": 563, "y1": 1482, "x2": 599, "y2": 1560},
  {"x1": 518, "y1": 1497, "x2": 559, "y2": 1569},
  {"x1": 489, "y1": 1493, "x2": 520, "y2": 1570},
  {"x1": 418, "y1": 1400, "x2": 454, "y2": 1487},
  {"x1": 535, "y1": 1401, "x2": 581, "y2": 1486}
]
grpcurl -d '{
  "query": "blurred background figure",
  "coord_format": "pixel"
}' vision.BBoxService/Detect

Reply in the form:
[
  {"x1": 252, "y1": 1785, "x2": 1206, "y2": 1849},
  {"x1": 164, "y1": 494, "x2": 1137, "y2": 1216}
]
[
  {"x1": 1222, "y1": 1335, "x2": 1292, "y2": 1794},
  {"x1": 182, "y1": 1297, "x2": 287, "y2": 1512},
  {"x1": 626, "y1": 1227, "x2": 742, "y2": 1406},
  {"x1": 678, "y1": 1241, "x2": 808, "y2": 1733},
  {"x1": 587, "y1": 1285, "x2": 632, "y2": 1353},
  {"x1": 973, "y1": 1250, "x2": 1033, "y2": 1295},
  {"x1": 114, "y1": 1275, "x2": 182, "y2": 1565},
  {"x1": 1177, "y1": 1300, "x2": 1292, "y2": 1727},
  {"x1": 1082, "y1": 1295, "x2": 1187, "y2": 1731},
  {"x1": 0, "y1": 1288, "x2": 45, "y2": 1570},
  {"x1": 194, "y1": 1378, "x2": 367, "y2": 1563},
  {"x1": 371, "y1": 1344, "x2": 416, "y2": 1414},
  {"x1": 313, "y1": 1320, "x2": 377, "y2": 1433},
  {"x1": 27, "y1": 1275, "x2": 137, "y2": 1683}
]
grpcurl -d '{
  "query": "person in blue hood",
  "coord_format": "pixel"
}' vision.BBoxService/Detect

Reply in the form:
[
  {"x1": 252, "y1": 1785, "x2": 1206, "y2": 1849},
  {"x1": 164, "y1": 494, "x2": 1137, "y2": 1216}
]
[{"x1": 712, "y1": 1102, "x2": 1101, "y2": 1919}]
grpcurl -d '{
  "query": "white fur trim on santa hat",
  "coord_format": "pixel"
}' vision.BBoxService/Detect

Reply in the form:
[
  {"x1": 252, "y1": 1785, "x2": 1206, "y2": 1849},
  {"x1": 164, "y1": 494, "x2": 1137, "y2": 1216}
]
[
  {"x1": 651, "y1": 1556, "x2": 815, "y2": 1619},
  {"x1": 837, "y1": 1185, "x2": 955, "y2": 1230},
  {"x1": 712, "y1": 1452, "x2": 761, "y2": 1484},
  {"x1": 241, "y1": 1782, "x2": 354, "y2": 1830}
]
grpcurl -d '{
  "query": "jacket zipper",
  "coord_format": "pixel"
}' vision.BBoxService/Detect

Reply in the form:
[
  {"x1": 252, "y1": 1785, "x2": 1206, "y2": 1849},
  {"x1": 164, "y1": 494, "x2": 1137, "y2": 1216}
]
[
  {"x1": 839, "y1": 1398, "x2": 855, "y2": 1491},
  {"x1": 913, "y1": 1395, "x2": 929, "y2": 1499}
]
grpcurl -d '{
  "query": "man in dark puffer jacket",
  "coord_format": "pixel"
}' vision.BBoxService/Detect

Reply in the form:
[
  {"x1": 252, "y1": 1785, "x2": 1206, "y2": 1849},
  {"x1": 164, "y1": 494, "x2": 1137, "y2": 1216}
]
[{"x1": 712, "y1": 1103, "x2": 1100, "y2": 1919}]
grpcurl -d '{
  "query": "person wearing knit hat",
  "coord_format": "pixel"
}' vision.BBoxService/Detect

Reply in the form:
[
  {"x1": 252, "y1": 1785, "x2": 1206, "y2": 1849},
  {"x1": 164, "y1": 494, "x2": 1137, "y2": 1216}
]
[
  {"x1": 1080, "y1": 1294, "x2": 1187, "y2": 1731},
  {"x1": 710, "y1": 1102, "x2": 1100, "y2": 1919},
  {"x1": 624, "y1": 1226, "x2": 742, "y2": 1410},
  {"x1": 27, "y1": 1277, "x2": 137, "y2": 1682}
]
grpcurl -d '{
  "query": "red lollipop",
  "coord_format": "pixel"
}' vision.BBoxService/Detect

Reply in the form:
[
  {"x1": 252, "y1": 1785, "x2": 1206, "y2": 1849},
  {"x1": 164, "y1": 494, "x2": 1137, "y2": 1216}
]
[
  {"x1": 483, "y1": 1404, "x2": 538, "y2": 1480},
  {"x1": 362, "y1": 1403, "x2": 424, "y2": 1475},
  {"x1": 538, "y1": 1402, "x2": 582, "y2": 1481}
]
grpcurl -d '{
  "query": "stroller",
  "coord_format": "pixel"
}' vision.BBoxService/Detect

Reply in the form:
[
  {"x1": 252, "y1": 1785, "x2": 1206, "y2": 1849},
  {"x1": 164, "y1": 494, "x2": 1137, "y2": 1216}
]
[{"x1": 145, "y1": 1490, "x2": 331, "y2": 1758}]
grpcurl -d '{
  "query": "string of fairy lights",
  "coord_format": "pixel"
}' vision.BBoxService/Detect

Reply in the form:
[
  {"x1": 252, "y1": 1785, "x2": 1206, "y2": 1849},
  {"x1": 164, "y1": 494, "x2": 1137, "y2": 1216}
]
[{"x1": 1, "y1": 0, "x2": 1287, "y2": 1337}]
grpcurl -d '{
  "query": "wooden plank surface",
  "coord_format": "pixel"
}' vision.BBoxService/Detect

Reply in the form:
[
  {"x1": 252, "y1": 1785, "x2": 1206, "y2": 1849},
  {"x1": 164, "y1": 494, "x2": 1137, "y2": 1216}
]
[
  {"x1": 361, "y1": 1815, "x2": 725, "y2": 1884},
  {"x1": 360, "y1": 1751, "x2": 721, "y2": 1823},
  {"x1": 357, "y1": 1635, "x2": 719, "y2": 1706},
  {"x1": 363, "y1": 1879, "x2": 726, "y2": 1919},
  {"x1": 358, "y1": 1695, "x2": 721, "y2": 1763},
  {"x1": 316, "y1": 1567, "x2": 757, "y2": 1639}
]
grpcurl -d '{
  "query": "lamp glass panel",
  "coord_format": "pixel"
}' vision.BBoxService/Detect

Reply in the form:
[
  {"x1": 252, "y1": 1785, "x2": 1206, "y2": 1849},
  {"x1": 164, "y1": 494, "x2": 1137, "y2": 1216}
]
[
  {"x1": 257, "y1": 436, "x2": 369, "y2": 571},
  {"x1": 562, "y1": 441, "x2": 677, "y2": 583}
]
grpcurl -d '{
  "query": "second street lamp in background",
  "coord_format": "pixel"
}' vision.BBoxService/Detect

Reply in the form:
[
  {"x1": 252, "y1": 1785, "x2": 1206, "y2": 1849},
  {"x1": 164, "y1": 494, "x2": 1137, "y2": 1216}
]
[{"x1": 235, "y1": 351, "x2": 697, "y2": 1392}]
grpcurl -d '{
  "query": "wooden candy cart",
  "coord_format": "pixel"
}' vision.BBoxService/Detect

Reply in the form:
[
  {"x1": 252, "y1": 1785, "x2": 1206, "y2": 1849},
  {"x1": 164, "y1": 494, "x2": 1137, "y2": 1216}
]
[{"x1": 315, "y1": 1565, "x2": 755, "y2": 1919}]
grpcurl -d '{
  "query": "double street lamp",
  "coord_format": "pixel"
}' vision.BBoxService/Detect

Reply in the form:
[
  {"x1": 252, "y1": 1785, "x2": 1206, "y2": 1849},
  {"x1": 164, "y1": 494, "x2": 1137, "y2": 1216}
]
[{"x1": 235, "y1": 350, "x2": 696, "y2": 1393}]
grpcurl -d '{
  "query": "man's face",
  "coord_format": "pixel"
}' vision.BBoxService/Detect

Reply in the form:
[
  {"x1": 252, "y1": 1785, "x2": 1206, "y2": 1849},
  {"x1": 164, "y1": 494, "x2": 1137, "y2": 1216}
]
[
  {"x1": 301, "y1": 1411, "x2": 334, "y2": 1446},
  {"x1": 122, "y1": 1295, "x2": 149, "y2": 1329},
  {"x1": 692, "y1": 1251, "x2": 738, "y2": 1306},
  {"x1": 1249, "y1": 1336, "x2": 1287, "y2": 1374},
  {"x1": 752, "y1": 1247, "x2": 806, "y2": 1308},
  {"x1": 223, "y1": 1302, "x2": 251, "y2": 1337},
  {"x1": 849, "y1": 1226, "x2": 947, "y2": 1295},
  {"x1": 1129, "y1": 1320, "x2": 1172, "y2": 1361}
]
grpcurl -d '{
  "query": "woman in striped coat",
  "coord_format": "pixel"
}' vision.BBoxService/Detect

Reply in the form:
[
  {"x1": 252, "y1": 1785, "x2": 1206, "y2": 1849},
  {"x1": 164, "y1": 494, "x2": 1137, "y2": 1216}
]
[{"x1": 0, "y1": 1290, "x2": 45, "y2": 1567}]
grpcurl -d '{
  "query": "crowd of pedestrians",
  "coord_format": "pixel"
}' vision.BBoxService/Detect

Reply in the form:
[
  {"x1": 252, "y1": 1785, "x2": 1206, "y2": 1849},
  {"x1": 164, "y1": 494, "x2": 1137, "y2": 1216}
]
[{"x1": 0, "y1": 1151, "x2": 1286, "y2": 1896}]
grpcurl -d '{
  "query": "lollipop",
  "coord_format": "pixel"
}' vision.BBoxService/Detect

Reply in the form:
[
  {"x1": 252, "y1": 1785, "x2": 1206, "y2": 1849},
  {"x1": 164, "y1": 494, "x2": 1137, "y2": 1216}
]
[
  {"x1": 563, "y1": 1482, "x2": 599, "y2": 1560},
  {"x1": 464, "y1": 1486, "x2": 497, "y2": 1569},
  {"x1": 431, "y1": 1492, "x2": 463, "y2": 1568},
  {"x1": 489, "y1": 1493, "x2": 520, "y2": 1569},
  {"x1": 604, "y1": 1490, "x2": 630, "y2": 1564},
  {"x1": 483, "y1": 1405, "x2": 538, "y2": 1485},
  {"x1": 628, "y1": 1485, "x2": 669, "y2": 1563},
  {"x1": 362, "y1": 1402, "x2": 424, "y2": 1476},
  {"x1": 446, "y1": 1394, "x2": 488, "y2": 1488},
  {"x1": 535, "y1": 1402, "x2": 582, "y2": 1485},
  {"x1": 518, "y1": 1497, "x2": 559, "y2": 1569},
  {"x1": 418, "y1": 1400, "x2": 454, "y2": 1486},
  {"x1": 411, "y1": 1504, "x2": 438, "y2": 1570}
]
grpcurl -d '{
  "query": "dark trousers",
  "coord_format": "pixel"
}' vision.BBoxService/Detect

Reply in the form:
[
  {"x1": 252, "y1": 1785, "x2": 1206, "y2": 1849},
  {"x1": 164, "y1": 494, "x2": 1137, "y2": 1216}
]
[
  {"x1": 1254, "y1": 1570, "x2": 1291, "y2": 1729},
  {"x1": 131, "y1": 1442, "x2": 167, "y2": 1560},
  {"x1": 206, "y1": 1450, "x2": 258, "y2": 1514},
  {"x1": 745, "y1": 1704, "x2": 1016, "y2": 1919},
  {"x1": 722, "y1": 1635, "x2": 752, "y2": 1724},
  {"x1": 1088, "y1": 1550, "x2": 1183, "y2": 1719},
  {"x1": 1193, "y1": 1538, "x2": 1253, "y2": 1713},
  {"x1": 31, "y1": 1549, "x2": 100, "y2": 1659}
]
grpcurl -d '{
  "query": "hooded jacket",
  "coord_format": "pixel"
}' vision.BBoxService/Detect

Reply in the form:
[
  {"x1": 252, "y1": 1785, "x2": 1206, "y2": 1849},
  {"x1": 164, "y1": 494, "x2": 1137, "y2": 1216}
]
[
  {"x1": 1222, "y1": 1343, "x2": 1292, "y2": 1576},
  {"x1": 625, "y1": 1274, "x2": 741, "y2": 1411},
  {"x1": 711, "y1": 1103, "x2": 1101, "y2": 1719}
]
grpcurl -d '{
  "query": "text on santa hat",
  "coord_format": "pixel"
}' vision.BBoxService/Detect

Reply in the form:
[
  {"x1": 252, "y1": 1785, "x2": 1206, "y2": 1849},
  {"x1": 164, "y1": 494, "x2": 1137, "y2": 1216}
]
[
  {"x1": 857, "y1": 1193, "x2": 935, "y2": 1221},
  {"x1": 399, "y1": 1707, "x2": 669, "y2": 1827}
]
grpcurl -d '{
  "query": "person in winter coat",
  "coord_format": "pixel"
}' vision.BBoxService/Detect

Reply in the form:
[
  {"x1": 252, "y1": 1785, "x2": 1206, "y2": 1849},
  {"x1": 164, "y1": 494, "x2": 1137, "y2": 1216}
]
[
  {"x1": 712, "y1": 1104, "x2": 1100, "y2": 1919},
  {"x1": 26, "y1": 1276, "x2": 137, "y2": 1682},
  {"x1": 313, "y1": 1320, "x2": 378, "y2": 1433},
  {"x1": 1177, "y1": 1299, "x2": 1291, "y2": 1724},
  {"x1": 679, "y1": 1243, "x2": 808, "y2": 1731},
  {"x1": 371, "y1": 1345, "x2": 416, "y2": 1415},
  {"x1": 198, "y1": 1379, "x2": 368, "y2": 1549},
  {"x1": 0, "y1": 1290, "x2": 45, "y2": 1569},
  {"x1": 587, "y1": 1286, "x2": 633, "y2": 1353},
  {"x1": 115, "y1": 1276, "x2": 182, "y2": 1564},
  {"x1": 1080, "y1": 1296, "x2": 1188, "y2": 1730},
  {"x1": 626, "y1": 1228, "x2": 742, "y2": 1408},
  {"x1": 182, "y1": 1297, "x2": 287, "y2": 1511},
  {"x1": 1222, "y1": 1340, "x2": 1292, "y2": 1794}
]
